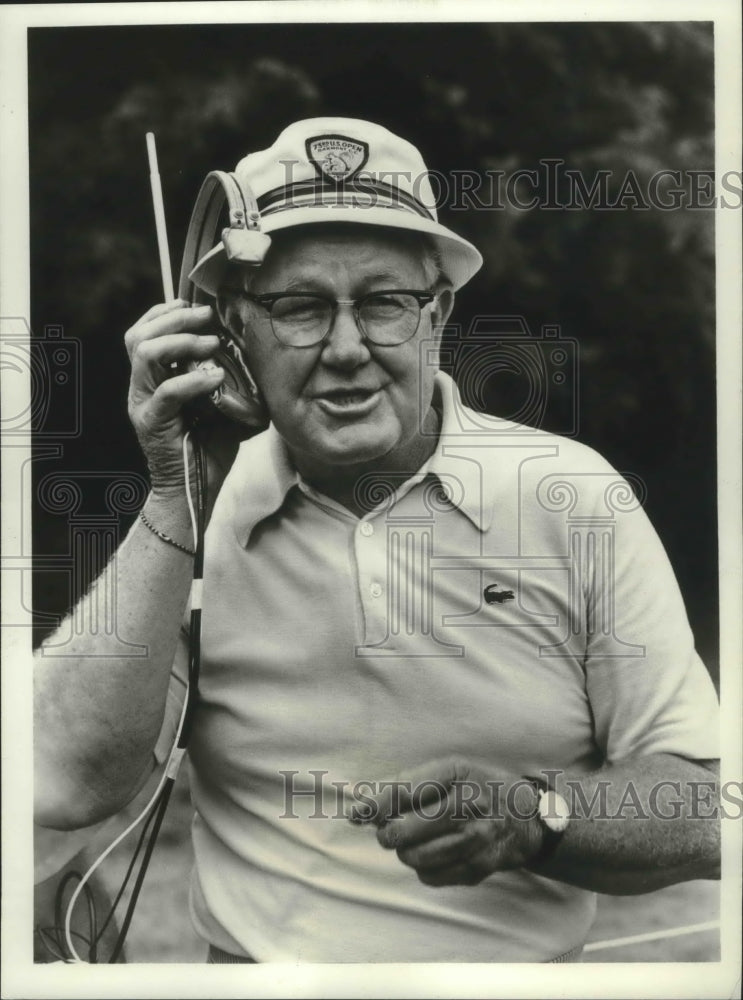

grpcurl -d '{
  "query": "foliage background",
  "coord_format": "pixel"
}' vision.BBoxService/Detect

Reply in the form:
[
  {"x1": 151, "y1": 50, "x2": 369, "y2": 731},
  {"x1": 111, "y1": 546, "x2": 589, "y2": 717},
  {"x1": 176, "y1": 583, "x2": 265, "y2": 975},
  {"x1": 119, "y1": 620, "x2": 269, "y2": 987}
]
[{"x1": 29, "y1": 20, "x2": 720, "y2": 963}]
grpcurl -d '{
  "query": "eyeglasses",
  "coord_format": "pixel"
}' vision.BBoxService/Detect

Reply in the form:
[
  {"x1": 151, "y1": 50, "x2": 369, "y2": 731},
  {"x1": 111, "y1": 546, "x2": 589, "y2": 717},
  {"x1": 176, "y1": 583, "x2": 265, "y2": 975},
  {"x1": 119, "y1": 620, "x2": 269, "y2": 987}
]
[{"x1": 240, "y1": 289, "x2": 437, "y2": 348}]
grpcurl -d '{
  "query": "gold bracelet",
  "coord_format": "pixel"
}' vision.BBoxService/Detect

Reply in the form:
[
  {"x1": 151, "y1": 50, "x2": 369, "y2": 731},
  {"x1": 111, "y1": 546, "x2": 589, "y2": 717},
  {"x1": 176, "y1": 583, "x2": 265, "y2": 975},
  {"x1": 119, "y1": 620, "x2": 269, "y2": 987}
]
[{"x1": 138, "y1": 509, "x2": 195, "y2": 556}]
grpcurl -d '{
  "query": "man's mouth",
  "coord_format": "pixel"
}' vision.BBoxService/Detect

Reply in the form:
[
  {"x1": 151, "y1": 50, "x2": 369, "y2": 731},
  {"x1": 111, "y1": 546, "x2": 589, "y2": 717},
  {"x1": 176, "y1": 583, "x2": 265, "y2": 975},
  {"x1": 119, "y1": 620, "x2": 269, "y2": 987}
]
[{"x1": 315, "y1": 387, "x2": 382, "y2": 416}]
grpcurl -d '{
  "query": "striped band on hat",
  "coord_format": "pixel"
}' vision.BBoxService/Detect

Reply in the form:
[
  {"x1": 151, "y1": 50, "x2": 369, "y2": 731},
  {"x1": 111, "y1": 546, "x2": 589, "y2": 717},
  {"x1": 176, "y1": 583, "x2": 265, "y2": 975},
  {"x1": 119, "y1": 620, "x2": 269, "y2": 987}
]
[{"x1": 257, "y1": 179, "x2": 435, "y2": 220}]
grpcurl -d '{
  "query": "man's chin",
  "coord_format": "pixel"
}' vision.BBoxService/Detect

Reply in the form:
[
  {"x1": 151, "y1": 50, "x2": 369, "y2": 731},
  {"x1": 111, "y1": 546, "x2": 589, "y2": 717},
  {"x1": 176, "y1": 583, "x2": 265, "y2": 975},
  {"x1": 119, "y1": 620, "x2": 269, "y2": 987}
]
[
  {"x1": 304, "y1": 430, "x2": 398, "y2": 471},
  {"x1": 318, "y1": 442, "x2": 394, "y2": 470}
]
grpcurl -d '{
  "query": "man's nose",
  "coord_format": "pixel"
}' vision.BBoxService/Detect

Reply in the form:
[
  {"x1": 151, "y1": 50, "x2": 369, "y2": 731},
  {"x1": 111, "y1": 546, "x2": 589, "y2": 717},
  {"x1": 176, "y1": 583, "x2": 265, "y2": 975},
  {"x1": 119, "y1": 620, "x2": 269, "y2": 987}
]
[{"x1": 320, "y1": 303, "x2": 371, "y2": 369}]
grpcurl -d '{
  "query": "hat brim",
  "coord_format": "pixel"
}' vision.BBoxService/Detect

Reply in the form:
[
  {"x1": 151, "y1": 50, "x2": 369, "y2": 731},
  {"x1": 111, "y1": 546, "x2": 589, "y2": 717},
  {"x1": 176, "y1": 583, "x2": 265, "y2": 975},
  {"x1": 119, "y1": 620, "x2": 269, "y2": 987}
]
[{"x1": 189, "y1": 205, "x2": 482, "y2": 296}]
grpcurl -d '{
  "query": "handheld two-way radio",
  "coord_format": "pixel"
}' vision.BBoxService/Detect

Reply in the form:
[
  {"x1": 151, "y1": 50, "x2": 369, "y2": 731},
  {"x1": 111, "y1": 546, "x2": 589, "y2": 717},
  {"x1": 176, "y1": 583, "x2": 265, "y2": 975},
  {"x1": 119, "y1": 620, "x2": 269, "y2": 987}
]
[{"x1": 177, "y1": 162, "x2": 271, "y2": 430}]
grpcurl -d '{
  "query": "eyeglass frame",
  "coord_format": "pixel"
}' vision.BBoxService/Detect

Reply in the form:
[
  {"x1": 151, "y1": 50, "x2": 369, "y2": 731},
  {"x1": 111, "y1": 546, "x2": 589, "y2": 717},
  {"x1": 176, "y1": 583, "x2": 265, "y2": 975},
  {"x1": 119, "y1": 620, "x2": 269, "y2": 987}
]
[{"x1": 237, "y1": 288, "x2": 438, "y2": 348}]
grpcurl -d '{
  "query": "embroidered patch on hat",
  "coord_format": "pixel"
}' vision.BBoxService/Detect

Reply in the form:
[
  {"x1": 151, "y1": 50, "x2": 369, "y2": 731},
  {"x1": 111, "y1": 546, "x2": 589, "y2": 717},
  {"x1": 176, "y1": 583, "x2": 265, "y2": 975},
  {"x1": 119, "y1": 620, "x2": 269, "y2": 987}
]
[{"x1": 305, "y1": 134, "x2": 369, "y2": 184}]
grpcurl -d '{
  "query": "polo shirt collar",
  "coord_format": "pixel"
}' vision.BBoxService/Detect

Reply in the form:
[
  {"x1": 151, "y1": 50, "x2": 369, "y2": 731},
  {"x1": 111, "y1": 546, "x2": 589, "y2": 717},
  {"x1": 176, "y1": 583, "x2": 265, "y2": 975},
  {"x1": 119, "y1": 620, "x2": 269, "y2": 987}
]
[
  {"x1": 230, "y1": 424, "x2": 300, "y2": 546},
  {"x1": 425, "y1": 371, "x2": 494, "y2": 533},
  {"x1": 229, "y1": 371, "x2": 492, "y2": 545}
]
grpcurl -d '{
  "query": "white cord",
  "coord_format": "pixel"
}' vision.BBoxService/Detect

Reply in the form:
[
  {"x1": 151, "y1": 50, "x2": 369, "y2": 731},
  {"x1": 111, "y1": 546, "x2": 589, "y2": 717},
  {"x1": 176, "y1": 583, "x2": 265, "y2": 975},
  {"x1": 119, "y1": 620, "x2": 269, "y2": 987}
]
[
  {"x1": 63, "y1": 690, "x2": 190, "y2": 961},
  {"x1": 584, "y1": 919, "x2": 720, "y2": 953},
  {"x1": 182, "y1": 430, "x2": 199, "y2": 544},
  {"x1": 63, "y1": 433, "x2": 198, "y2": 962}
]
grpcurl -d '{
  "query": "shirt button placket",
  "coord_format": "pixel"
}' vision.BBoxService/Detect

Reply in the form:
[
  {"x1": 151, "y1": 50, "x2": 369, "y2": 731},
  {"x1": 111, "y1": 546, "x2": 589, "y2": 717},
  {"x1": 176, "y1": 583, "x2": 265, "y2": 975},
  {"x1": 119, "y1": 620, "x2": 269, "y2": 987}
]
[
  {"x1": 360, "y1": 523, "x2": 382, "y2": 601},
  {"x1": 354, "y1": 519, "x2": 387, "y2": 644}
]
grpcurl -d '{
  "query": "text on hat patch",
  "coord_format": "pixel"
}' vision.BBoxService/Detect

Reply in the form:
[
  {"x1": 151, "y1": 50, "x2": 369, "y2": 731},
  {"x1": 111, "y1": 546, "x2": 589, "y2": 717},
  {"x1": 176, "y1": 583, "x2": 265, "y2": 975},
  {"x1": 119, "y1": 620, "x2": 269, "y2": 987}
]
[{"x1": 306, "y1": 135, "x2": 369, "y2": 183}]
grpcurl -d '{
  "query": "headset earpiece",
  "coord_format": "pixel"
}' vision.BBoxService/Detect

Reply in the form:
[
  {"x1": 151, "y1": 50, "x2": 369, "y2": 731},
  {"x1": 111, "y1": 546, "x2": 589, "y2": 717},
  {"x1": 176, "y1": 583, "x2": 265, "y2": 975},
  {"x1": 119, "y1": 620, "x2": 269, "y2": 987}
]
[{"x1": 179, "y1": 170, "x2": 270, "y2": 429}]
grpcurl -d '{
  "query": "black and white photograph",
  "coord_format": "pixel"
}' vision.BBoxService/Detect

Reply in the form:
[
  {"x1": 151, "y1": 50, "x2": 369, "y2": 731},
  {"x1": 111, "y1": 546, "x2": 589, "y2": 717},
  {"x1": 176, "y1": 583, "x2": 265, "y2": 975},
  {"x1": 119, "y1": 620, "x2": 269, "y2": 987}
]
[{"x1": 1, "y1": 2, "x2": 741, "y2": 997}]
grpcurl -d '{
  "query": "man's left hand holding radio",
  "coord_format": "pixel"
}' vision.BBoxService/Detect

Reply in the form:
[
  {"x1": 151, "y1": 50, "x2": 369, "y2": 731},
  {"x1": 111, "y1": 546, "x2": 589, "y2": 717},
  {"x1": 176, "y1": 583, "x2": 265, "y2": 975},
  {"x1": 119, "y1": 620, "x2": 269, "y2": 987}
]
[{"x1": 34, "y1": 299, "x2": 249, "y2": 833}]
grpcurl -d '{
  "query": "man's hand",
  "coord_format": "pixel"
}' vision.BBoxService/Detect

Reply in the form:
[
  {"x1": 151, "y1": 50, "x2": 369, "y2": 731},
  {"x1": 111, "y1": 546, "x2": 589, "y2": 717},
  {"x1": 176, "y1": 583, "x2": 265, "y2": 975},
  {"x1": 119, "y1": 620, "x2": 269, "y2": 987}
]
[
  {"x1": 351, "y1": 754, "x2": 721, "y2": 895},
  {"x1": 124, "y1": 300, "x2": 249, "y2": 505},
  {"x1": 350, "y1": 758, "x2": 543, "y2": 887}
]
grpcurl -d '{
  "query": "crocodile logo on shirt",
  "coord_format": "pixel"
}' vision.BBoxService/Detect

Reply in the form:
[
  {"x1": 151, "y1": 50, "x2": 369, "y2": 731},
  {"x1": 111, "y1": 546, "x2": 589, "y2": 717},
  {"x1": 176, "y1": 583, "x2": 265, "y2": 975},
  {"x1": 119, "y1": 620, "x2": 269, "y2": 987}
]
[{"x1": 483, "y1": 583, "x2": 515, "y2": 605}]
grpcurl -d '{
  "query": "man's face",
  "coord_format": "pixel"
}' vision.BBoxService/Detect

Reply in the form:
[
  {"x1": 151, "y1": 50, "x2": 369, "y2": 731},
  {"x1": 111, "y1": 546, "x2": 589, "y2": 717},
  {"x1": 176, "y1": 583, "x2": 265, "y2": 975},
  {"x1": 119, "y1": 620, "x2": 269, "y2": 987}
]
[{"x1": 225, "y1": 228, "x2": 451, "y2": 477}]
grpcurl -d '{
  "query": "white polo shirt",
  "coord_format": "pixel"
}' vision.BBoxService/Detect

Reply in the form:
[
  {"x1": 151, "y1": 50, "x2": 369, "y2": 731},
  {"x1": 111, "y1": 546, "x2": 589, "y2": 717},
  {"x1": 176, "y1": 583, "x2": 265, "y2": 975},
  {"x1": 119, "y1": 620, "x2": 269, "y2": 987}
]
[{"x1": 156, "y1": 372, "x2": 719, "y2": 962}]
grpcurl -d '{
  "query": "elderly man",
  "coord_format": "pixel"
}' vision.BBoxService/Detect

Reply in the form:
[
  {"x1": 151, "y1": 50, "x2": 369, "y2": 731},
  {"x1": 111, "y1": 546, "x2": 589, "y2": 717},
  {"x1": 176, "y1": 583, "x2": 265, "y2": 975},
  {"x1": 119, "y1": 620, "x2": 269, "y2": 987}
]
[{"x1": 35, "y1": 118, "x2": 720, "y2": 963}]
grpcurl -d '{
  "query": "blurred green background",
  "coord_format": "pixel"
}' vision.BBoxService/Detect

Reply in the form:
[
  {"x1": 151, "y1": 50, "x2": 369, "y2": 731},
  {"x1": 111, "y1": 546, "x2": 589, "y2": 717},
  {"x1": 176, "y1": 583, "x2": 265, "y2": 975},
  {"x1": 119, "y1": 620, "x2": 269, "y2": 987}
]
[{"x1": 29, "y1": 21, "x2": 718, "y2": 677}]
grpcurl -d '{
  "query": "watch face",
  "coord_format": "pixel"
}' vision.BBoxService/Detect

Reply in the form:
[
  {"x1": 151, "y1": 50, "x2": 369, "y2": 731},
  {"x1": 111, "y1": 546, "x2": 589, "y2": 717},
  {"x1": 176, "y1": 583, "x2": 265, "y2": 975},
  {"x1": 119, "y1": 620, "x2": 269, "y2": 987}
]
[{"x1": 538, "y1": 790, "x2": 570, "y2": 832}]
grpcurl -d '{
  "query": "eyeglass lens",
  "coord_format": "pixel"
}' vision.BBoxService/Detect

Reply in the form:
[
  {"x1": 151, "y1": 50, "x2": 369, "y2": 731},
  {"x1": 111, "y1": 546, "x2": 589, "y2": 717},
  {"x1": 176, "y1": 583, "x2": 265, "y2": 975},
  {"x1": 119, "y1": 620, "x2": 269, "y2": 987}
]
[{"x1": 269, "y1": 293, "x2": 425, "y2": 346}]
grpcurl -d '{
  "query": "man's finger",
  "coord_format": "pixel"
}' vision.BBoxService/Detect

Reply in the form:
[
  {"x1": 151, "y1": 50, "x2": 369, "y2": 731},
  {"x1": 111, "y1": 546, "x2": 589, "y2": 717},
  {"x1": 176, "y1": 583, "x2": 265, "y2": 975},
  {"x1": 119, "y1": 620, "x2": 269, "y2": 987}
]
[
  {"x1": 130, "y1": 333, "x2": 221, "y2": 378},
  {"x1": 396, "y1": 829, "x2": 475, "y2": 871},
  {"x1": 351, "y1": 775, "x2": 449, "y2": 826},
  {"x1": 416, "y1": 863, "x2": 484, "y2": 888},
  {"x1": 349, "y1": 758, "x2": 470, "y2": 826},
  {"x1": 125, "y1": 304, "x2": 215, "y2": 358},
  {"x1": 146, "y1": 367, "x2": 225, "y2": 423},
  {"x1": 375, "y1": 800, "x2": 463, "y2": 850},
  {"x1": 136, "y1": 298, "x2": 190, "y2": 323}
]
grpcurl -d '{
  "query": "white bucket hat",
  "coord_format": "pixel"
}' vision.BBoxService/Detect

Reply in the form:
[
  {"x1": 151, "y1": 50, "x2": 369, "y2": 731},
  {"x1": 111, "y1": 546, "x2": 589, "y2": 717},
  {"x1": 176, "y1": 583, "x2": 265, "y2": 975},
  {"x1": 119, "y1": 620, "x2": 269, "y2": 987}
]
[{"x1": 188, "y1": 117, "x2": 482, "y2": 295}]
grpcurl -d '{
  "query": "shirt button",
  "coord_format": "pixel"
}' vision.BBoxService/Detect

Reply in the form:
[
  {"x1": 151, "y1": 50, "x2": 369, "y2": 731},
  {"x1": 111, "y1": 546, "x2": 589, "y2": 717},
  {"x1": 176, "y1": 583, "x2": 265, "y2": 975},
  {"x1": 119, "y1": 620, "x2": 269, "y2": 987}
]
[
  {"x1": 370, "y1": 582, "x2": 383, "y2": 598},
  {"x1": 360, "y1": 522, "x2": 374, "y2": 537}
]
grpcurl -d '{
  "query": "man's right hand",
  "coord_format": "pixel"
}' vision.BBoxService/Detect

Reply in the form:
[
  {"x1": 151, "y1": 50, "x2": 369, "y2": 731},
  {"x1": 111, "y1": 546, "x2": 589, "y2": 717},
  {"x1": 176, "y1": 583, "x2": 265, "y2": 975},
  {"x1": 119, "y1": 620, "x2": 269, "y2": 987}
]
[{"x1": 124, "y1": 299, "x2": 247, "y2": 506}]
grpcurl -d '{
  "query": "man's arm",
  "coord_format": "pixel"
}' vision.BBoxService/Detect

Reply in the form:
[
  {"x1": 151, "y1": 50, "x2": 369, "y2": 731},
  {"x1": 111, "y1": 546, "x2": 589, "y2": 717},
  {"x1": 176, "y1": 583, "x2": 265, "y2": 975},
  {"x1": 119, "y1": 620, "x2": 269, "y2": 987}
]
[
  {"x1": 530, "y1": 753, "x2": 720, "y2": 894},
  {"x1": 34, "y1": 490, "x2": 195, "y2": 829},
  {"x1": 34, "y1": 300, "x2": 236, "y2": 830},
  {"x1": 352, "y1": 754, "x2": 720, "y2": 895}
]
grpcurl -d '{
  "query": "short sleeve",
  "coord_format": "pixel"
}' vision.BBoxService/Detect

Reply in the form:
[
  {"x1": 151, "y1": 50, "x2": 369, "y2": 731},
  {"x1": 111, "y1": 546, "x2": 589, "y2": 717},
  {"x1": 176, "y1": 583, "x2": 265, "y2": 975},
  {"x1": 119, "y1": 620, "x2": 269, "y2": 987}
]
[
  {"x1": 584, "y1": 491, "x2": 719, "y2": 764},
  {"x1": 152, "y1": 625, "x2": 189, "y2": 767}
]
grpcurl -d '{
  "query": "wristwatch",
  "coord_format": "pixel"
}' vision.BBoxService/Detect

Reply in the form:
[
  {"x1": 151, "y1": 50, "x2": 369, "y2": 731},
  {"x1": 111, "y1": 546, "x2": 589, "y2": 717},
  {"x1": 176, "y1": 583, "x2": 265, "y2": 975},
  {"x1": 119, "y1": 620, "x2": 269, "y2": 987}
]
[{"x1": 522, "y1": 774, "x2": 571, "y2": 865}]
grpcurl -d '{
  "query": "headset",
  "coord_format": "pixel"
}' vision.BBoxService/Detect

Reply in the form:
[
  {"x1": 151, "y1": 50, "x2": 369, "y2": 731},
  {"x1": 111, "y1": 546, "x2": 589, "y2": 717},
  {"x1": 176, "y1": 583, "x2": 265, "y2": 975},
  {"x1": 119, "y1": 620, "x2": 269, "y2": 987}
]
[
  {"x1": 178, "y1": 166, "x2": 271, "y2": 430},
  {"x1": 37, "y1": 136, "x2": 270, "y2": 964}
]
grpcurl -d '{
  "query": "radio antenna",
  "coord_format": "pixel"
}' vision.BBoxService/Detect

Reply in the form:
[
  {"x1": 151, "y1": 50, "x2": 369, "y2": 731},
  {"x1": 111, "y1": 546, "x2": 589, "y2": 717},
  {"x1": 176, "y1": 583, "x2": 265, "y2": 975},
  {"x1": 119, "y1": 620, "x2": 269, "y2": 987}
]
[{"x1": 146, "y1": 132, "x2": 175, "y2": 302}]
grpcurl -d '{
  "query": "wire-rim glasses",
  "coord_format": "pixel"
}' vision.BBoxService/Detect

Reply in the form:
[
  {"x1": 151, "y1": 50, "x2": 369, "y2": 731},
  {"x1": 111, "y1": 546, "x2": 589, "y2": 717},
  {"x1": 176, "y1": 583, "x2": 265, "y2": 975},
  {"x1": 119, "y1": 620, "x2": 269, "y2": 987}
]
[{"x1": 239, "y1": 289, "x2": 437, "y2": 348}]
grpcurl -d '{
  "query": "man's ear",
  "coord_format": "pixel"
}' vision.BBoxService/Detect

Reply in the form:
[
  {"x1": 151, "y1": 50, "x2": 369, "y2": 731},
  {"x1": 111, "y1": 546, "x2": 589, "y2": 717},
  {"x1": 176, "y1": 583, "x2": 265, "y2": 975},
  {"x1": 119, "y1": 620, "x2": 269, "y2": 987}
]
[
  {"x1": 429, "y1": 288, "x2": 454, "y2": 355},
  {"x1": 434, "y1": 288, "x2": 455, "y2": 328}
]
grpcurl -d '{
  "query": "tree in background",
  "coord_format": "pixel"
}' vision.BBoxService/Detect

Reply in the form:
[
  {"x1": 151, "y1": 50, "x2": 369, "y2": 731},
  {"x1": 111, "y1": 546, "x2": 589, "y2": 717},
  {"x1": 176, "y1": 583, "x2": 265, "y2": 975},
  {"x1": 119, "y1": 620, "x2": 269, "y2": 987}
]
[{"x1": 29, "y1": 21, "x2": 717, "y2": 673}]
